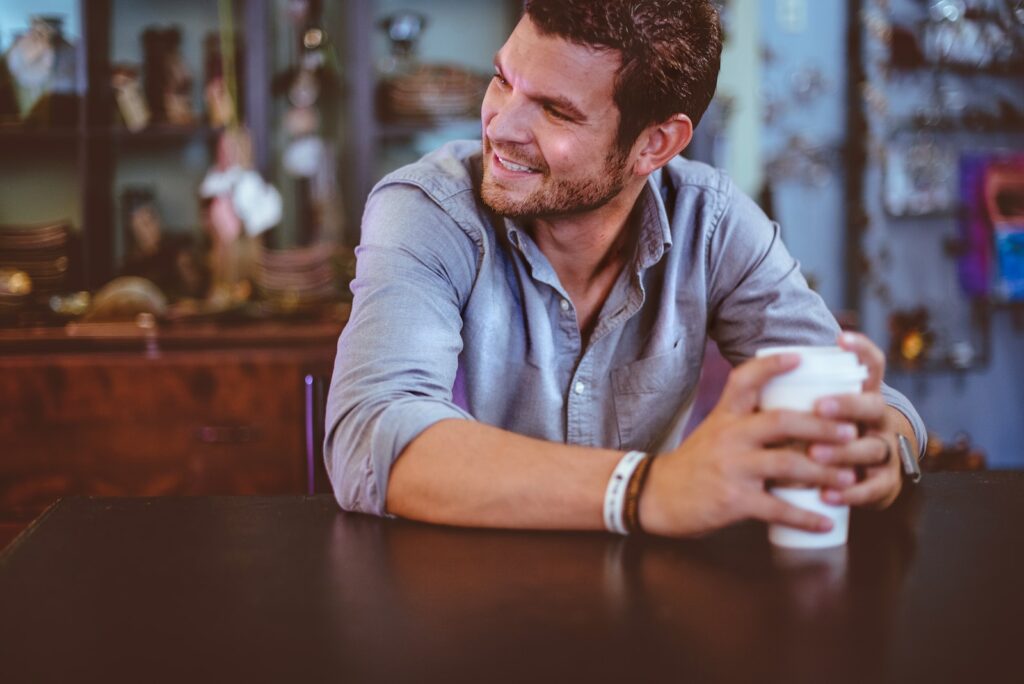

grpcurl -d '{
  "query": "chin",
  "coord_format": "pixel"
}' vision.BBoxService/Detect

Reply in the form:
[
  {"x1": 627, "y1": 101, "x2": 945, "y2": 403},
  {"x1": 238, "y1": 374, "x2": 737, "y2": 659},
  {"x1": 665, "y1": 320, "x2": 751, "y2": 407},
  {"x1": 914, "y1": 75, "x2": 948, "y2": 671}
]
[
  {"x1": 480, "y1": 182, "x2": 536, "y2": 218},
  {"x1": 480, "y1": 182, "x2": 522, "y2": 216}
]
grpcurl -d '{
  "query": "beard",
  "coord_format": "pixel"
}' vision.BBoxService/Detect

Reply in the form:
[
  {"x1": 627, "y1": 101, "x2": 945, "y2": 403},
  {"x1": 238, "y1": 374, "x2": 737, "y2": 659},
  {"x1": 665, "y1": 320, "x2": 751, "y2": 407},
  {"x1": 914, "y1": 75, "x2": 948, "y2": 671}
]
[{"x1": 480, "y1": 137, "x2": 630, "y2": 219}]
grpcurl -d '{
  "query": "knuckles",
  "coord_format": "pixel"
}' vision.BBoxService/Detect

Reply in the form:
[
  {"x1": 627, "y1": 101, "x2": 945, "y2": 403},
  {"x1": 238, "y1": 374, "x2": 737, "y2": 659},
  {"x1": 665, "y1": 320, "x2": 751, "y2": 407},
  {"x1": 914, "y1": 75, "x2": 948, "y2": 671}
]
[
  {"x1": 764, "y1": 409, "x2": 793, "y2": 433},
  {"x1": 714, "y1": 483, "x2": 743, "y2": 515},
  {"x1": 768, "y1": 451, "x2": 797, "y2": 480}
]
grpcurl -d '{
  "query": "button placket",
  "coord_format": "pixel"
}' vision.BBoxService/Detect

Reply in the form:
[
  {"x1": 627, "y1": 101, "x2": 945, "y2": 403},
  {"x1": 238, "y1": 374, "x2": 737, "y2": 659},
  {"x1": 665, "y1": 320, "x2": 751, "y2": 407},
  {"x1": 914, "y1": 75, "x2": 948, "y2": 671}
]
[{"x1": 567, "y1": 350, "x2": 597, "y2": 445}]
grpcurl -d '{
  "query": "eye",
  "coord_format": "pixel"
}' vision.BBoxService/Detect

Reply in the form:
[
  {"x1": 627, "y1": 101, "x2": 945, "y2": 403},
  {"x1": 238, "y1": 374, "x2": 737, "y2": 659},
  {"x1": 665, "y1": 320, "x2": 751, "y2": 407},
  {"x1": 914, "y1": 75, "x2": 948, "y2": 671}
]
[
  {"x1": 544, "y1": 105, "x2": 571, "y2": 121},
  {"x1": 492, "y1": 72, "x2": 509, "y2": 88}
]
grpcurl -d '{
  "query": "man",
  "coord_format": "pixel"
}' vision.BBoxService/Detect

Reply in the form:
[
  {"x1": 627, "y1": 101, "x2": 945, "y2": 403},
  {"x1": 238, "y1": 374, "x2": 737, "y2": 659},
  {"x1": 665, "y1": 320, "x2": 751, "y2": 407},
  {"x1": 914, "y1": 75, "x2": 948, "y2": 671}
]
[{"x1": 325, "y1": 0, "x2": 925, "y2": 537}]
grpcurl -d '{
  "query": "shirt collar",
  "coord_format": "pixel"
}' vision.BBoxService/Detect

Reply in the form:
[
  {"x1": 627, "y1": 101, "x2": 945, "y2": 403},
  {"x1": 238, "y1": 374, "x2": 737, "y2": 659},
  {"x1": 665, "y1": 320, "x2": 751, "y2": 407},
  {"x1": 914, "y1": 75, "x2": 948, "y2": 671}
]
[
  {"x1": 634, "y1": 168, "x2": 674, "y2": 272},
  {"x1": 500, "y1": 169, "x2": 674, "y2": 272}
]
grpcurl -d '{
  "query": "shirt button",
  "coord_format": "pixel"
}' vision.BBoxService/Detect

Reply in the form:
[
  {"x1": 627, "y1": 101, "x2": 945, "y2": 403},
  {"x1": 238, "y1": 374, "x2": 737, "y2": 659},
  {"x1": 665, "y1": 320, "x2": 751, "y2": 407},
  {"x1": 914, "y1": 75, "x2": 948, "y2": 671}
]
[
  {"x1": 560, "y1": 299, "x2": 571, "y2": 312},
  {"x1": 574, "y1": 381, "x2": 585, "y2": 395}
]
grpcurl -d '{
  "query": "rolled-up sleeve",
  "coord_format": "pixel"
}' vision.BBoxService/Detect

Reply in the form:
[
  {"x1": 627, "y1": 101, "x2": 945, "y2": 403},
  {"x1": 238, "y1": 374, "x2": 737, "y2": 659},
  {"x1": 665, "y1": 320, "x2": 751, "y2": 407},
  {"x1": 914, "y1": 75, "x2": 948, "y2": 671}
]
[
  {"x1": 325, "y1": 183, "x2": 480, "y2": 515},
  {"x1": 707, "y1": 182, "x2": 928, "y2": 455}
]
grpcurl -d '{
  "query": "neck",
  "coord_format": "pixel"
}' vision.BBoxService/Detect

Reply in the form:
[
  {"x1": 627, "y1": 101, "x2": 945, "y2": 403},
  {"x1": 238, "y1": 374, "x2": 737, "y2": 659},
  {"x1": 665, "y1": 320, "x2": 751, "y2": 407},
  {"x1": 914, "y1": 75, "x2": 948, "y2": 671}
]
[{"x1": 529, "y1": 179, "x2": 646, "y2": 290}]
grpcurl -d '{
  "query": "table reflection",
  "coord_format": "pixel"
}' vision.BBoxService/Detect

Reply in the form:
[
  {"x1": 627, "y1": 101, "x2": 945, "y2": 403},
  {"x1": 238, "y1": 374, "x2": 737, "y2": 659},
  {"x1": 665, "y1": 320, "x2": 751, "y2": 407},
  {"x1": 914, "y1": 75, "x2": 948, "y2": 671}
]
[{"x1": 321, "y1": 492, "x2": 919, "y2": 681}]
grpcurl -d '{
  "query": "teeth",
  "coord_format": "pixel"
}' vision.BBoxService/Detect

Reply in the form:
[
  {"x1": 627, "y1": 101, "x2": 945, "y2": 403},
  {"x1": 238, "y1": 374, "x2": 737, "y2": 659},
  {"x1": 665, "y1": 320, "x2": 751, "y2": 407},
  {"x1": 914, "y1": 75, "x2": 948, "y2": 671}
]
[{"x1": 498, "y1": 156, "x2": 536, "y2": 173}]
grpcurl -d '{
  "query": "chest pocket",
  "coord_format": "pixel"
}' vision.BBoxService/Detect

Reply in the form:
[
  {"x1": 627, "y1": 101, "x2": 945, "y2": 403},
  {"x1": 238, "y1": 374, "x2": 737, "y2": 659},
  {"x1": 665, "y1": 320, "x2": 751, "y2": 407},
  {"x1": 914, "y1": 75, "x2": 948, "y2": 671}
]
[{"x1": 611, "y1": 347, "x2": 699, "y2": 450}]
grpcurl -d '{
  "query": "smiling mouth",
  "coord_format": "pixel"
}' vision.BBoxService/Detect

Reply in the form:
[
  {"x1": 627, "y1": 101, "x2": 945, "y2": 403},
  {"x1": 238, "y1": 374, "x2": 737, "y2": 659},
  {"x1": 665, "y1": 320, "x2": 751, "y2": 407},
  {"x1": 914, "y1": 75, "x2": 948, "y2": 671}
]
[{"x1": 494, "y1": 154, "x2": 540, "y2": 174}]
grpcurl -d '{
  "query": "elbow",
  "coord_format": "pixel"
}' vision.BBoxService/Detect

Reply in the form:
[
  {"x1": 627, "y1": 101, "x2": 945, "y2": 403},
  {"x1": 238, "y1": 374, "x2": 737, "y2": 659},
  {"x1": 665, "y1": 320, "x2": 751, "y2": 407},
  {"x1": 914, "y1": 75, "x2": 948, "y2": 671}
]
[
  {"x1": 325, "y1": 441, "x2": 383, "y2": 516},
  {"x1": 323, "y1": 412, "x2": 388, "y2": 517}
]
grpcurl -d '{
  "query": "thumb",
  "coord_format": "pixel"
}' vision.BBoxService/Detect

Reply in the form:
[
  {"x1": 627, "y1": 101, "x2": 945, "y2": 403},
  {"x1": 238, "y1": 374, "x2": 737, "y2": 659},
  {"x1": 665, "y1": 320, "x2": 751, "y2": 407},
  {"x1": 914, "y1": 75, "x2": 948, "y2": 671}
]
[{"x1": 718, "y1": 352, "x2": 800, "y2": 415}]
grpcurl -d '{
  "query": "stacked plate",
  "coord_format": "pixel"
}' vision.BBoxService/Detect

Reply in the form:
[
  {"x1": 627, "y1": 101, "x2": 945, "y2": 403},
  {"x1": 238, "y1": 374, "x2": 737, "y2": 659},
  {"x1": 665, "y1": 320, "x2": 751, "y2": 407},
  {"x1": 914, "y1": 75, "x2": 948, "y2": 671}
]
[
  {"x1": 0, "y1": 222, "x2": 71, "y2": 306},
  {"x1": 381, "y1": 64, "x2": 488, "y2": 123},
  {"x1": 255, "y1": 242, "x2": 339, "y2": 312}
]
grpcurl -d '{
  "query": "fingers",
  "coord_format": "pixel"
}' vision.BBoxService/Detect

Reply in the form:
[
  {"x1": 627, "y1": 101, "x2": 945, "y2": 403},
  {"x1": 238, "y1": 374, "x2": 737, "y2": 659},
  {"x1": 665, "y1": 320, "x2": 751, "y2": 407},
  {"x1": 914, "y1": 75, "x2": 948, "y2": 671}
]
[
  {"x1": 718, "y1": 353, "x2": 800, "y2": 415},
  {"x1": 837, "y1": 331, "x2": 885, "y2": 391},
  {"x1": 821, "y1": 461, "x2": 901, "y2": 509},
  {"x1": 748, "y1": 409, "x2": 858, "y2": 446},
  {"x1": 815, "y1": 391, "x2": 886, "y2": 425},
  {"x1": 750, "y1": 492, "x2": 834, "y2": 532},
  {"x1": 750, "y1": 448, "x2": 857, "y2": 490},
  {"x1": 809, "y1": 434, "x2": 892, "y2": 468}
]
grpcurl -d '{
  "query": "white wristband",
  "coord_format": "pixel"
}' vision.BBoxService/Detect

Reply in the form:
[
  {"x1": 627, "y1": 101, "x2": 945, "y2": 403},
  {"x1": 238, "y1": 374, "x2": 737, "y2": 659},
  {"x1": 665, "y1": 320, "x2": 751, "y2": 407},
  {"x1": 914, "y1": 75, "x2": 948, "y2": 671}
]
[{"x1": 603, "y1": 450, "x2": 647, "y2": 535}]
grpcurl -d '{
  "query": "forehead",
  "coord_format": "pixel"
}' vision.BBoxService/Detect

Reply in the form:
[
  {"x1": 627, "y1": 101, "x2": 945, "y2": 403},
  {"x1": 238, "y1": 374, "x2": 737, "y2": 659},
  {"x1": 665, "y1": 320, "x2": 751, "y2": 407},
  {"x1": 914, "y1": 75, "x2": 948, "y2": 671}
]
[{"x1": 497, "y1": 16, "x2": 621, "y2": 113}]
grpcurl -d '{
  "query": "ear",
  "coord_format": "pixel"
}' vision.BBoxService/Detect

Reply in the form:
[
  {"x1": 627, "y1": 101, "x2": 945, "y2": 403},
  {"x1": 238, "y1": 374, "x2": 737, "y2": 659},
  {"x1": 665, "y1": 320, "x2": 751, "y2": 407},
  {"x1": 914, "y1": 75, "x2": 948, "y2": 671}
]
[{"x1": 631, "y1": 114, "x2": 694, "y2": 176}]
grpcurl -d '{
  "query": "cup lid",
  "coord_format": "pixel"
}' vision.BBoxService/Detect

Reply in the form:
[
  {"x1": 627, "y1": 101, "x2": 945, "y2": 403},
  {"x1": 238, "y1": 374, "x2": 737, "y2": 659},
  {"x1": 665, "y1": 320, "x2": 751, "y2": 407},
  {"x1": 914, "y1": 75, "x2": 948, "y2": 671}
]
[{"x1": 756, "y1": 345, "x2": 868, "y2": 383}]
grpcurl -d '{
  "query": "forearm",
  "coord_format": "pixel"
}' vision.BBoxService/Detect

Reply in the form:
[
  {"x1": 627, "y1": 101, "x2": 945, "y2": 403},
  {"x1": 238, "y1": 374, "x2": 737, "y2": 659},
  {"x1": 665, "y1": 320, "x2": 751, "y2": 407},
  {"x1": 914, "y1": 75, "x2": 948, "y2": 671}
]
[{"x1": 386, "y1": 419, "x2": 623, "y2": 530}]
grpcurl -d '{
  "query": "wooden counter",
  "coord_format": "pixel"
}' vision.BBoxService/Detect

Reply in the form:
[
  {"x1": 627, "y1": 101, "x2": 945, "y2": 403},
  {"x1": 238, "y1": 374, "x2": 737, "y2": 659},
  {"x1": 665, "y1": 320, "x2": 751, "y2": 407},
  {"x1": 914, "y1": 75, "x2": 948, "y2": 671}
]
[
  {"x1": 2, "y1": 473, "x2": 1022, "y2": 682},
  {"x1": 0, "y1": 316, "x2": 345, "y2": 549}
]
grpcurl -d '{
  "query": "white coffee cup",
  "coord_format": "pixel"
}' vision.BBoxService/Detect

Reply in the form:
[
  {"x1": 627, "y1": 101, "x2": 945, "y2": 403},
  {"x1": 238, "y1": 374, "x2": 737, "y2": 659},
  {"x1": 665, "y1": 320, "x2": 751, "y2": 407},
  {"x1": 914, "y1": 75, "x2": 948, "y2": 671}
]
[{"x1": 756, "y1": 346, "x2": 867, "y2": 548}]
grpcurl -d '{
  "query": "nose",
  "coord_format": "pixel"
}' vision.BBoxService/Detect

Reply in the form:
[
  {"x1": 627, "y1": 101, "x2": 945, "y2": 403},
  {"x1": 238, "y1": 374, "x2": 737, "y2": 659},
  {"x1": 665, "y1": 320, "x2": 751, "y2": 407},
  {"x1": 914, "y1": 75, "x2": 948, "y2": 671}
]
[{"x1": 483, "y1": 87, "x2": 533, "y2": 147}]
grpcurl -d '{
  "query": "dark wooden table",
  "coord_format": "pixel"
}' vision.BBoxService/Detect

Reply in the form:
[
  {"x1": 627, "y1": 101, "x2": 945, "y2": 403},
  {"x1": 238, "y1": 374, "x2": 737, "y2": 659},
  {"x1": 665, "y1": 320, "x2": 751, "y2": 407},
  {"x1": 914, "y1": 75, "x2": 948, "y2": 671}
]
[{"x1": 1, "y1": 472, "x2": 1021, "y2": 683}]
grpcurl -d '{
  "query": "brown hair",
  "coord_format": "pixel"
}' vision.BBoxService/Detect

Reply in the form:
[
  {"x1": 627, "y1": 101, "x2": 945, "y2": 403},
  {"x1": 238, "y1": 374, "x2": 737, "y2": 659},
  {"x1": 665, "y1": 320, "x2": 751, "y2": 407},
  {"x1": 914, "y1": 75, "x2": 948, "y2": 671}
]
[{"x1": 524, "y1": 0, "x2": 723, "y2": 150}]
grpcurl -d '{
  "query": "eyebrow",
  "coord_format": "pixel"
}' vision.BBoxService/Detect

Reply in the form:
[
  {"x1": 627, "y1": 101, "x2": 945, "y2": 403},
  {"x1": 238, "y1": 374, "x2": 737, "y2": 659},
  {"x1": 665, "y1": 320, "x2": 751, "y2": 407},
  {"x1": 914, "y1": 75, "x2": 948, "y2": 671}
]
[{"x1": 493, "y1": 55, "x2": 588, "y2": 122}]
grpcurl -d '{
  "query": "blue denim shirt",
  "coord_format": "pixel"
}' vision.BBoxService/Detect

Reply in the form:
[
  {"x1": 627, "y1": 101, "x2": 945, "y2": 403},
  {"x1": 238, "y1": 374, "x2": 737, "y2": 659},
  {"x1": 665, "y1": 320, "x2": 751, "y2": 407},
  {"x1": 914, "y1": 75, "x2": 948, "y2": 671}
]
[{"x1": 325, "y1": 140, "x2": 926, "y2": 515}]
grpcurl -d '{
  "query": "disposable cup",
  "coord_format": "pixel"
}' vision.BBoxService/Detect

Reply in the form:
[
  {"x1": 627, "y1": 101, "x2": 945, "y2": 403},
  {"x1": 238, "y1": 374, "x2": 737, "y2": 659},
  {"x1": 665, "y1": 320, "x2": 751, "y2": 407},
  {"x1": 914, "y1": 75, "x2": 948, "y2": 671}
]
[
  {"x1": 756, "y1": 346, "x2": 867, "y2": 412},
  {"x1": 756, "y1": 346, "x2": 867, "y2": 548},
  {"x1": 768, "y1": 487, "x2": 850, "y2": 548}
]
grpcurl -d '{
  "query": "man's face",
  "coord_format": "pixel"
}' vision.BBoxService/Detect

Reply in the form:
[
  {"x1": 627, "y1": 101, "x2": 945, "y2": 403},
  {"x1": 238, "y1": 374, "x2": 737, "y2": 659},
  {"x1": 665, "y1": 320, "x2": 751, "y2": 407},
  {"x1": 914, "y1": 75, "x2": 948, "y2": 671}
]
[{"x1": 480, "y1": 16, "x2": 633, "y2": 219}]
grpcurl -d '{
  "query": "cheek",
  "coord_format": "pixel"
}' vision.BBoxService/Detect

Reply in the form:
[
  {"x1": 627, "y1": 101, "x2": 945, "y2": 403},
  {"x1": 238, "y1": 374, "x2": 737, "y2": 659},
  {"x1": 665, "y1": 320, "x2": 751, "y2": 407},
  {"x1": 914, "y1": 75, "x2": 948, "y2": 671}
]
[{"x1": 545, "y1": 136, "x2": 587, "y2": 173}]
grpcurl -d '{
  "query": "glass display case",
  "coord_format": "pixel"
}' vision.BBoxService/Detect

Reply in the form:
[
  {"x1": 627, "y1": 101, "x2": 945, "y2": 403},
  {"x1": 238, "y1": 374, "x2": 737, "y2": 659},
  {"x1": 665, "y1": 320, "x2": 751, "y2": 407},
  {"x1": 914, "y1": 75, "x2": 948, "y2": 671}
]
[
  {"x1": 0, "y1": 0, "x2": 522, "y2": 322},
  {"x1": 338, "y1": 0, "x2": 522, "y2": 242},
  {"x1": 0, "y1": 0, "x2": 270, "y2": 297}
]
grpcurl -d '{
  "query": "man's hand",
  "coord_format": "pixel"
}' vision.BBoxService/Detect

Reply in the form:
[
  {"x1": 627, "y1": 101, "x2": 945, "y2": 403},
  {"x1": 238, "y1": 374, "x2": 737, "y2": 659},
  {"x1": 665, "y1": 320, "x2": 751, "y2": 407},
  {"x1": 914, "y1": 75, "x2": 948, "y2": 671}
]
[
  {"x1": 639, "y1": 352, "x2": 860, "y2": 538},
  {"x1": 809, "y1": 332, "x2": 908, "y2": 510}
]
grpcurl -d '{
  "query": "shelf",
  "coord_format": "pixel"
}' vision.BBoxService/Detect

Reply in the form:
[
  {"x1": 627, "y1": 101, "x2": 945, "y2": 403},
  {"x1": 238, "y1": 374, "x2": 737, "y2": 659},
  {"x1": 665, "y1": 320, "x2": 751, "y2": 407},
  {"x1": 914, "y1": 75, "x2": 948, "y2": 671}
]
[
  {"x1": 0, "y1": 127, "x2": 81, "y2": 155},
  {"x1": 890, "y1": 61, "x2": 1024, "y2": 78},
  {"x1": 883, "y1": 209, "x2": 955, "y2": 221},
  {"x1": 986, "y1": 298, "x2": 1024, "y2": 312},
  {"x1": 0, "y1": 125, "x2": 221, "y2": 146},
  {"x1": 0, "y1": 126, "x2": 79, "y2": 139},
  {"x1": 887, "y1": 118, "x2": 1024, "y2": 135},
  {"x1": 376, "y1": 117, "x2": 481, "y2": 141},
  {"x1": 0, "y1": 314, "x2": 348, "y2": 355},
  {"x1": 110, "y1": 125, "x2": 222, "y2": 148},
  {"x1": 888, "y1": 359, "x2": 983, "y2": 374}
]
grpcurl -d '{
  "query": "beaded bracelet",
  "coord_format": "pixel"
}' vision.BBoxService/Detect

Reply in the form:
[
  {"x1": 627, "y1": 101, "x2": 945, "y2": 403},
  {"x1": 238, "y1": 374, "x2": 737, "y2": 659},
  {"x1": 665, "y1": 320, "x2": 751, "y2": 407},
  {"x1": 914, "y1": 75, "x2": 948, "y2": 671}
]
[{"x1": 623, "y1": 452, "x2": 654, "y2": 534}]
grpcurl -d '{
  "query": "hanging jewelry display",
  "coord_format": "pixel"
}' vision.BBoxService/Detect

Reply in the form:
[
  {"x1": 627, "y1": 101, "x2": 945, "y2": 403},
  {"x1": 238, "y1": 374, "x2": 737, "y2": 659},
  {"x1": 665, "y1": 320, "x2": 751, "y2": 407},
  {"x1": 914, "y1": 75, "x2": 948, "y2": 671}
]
[
  {"x1": 883, "y1": 132, "x2": 957, "y2": 216},
  {"x1": 852, "y1": 0, "x2": 1024, "y2": 372}
]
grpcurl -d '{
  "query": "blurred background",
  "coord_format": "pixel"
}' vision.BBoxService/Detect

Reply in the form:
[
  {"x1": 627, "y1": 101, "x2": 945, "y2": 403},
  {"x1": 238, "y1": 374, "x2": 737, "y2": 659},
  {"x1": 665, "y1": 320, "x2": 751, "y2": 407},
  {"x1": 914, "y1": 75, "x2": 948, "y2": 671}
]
[{"x1": 0, "y1": 0, "x2": 1021, "y2": 546}]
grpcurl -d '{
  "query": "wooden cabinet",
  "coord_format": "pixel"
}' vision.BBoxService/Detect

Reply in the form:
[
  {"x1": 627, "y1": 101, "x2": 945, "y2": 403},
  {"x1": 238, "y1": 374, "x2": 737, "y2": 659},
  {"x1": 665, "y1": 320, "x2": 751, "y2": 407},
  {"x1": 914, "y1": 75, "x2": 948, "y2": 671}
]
[{"x1": 0, "y1": 320, "x2": 340, "y2": 548}]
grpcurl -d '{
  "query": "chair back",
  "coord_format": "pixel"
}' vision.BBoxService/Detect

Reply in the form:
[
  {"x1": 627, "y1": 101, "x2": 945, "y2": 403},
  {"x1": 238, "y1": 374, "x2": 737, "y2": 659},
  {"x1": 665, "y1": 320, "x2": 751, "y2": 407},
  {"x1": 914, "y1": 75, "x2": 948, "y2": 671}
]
[{"x1": 304, "y1": 374, "x2": 332, "y2": 495}]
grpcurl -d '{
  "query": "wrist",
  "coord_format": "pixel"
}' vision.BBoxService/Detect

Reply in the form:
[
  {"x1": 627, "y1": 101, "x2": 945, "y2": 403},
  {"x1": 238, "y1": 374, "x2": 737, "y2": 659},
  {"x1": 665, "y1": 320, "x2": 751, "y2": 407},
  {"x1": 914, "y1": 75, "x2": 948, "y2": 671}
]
[
  {"x1": 637, "y1": 456, "x2": 670, "y2": 536},
  {"x1": 604, "y1": 451, "x2": 648, "y2": 534},
  {"x1": 883, "y1": 406, "x2": 918, "y2": 455}
]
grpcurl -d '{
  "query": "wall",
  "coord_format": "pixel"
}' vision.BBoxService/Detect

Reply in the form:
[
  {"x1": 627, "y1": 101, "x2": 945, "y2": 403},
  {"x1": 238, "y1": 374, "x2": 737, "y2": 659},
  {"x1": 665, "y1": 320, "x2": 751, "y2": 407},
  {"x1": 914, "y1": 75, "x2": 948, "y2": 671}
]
[
  {"x1": 855, "y1": 0, "x2": 1024, "y2": 467},
  {"x1": 716, "y1": 0, "x2": 764, "y2": 197},
  {"x1": 758, "y1": 0, "x2": 849, "y2": 311},
  {"x1": 758, "y1": 0, "x2": 1024, "y2": 467}
]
